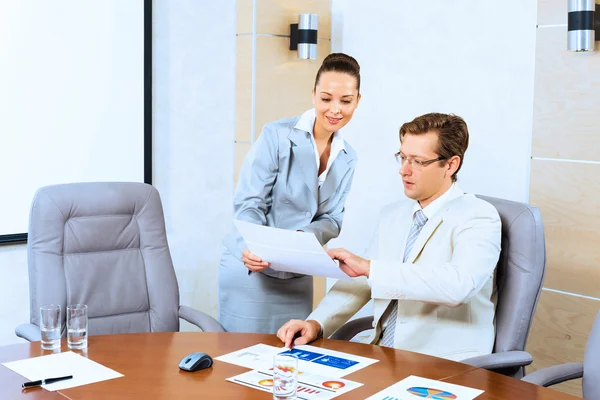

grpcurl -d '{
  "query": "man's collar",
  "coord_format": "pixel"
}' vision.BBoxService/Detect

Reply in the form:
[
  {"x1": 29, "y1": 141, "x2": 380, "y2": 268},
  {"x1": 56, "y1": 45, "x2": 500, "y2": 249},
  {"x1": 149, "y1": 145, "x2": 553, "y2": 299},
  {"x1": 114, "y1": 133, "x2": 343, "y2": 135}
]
[{"x1": 412, "y1": 183, "x2": 461, "y2": 220}]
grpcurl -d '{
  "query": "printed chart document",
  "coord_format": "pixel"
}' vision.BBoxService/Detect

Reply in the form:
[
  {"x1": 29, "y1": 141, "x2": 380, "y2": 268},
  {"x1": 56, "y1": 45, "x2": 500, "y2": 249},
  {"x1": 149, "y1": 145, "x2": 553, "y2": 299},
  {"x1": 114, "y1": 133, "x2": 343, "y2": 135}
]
[
  {"x1": 216, "y1": 343, "x2": 378, "y2": 378},
  {"x1": 227, "y1": 369, "x2": 362, "y2": 399},
  {"x1": 365, "y1": 375, "x2": 484, "y2": 400},
  {"x1": 234, "y1": 220, "x2": 350, "y2": 280},
  {"x1": 2, "y1": 351, "x2": 123, "y2": 391}
]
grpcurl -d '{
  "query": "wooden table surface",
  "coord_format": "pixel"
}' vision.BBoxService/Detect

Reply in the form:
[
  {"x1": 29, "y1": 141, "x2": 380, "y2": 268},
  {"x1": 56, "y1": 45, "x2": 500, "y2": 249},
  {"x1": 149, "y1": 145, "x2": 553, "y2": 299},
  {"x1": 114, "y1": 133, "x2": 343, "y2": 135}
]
[{"x1": 0, "y1": 332, "x2": 581, "y2": 399}]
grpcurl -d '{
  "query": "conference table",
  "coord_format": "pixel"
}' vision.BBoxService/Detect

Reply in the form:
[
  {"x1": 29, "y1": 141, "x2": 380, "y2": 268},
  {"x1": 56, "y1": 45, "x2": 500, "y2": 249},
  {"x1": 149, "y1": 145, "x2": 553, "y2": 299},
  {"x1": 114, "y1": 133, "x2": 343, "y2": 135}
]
[{"x1": 0, "y1": 332, "x2": 581, "y2": 399}]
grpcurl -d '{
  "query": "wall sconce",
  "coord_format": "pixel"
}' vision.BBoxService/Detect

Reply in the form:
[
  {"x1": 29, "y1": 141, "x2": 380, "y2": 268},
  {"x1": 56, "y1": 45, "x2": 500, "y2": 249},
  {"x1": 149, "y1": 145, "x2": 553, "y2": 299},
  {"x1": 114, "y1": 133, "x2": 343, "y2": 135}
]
[
  {"x1": 567, "y1": 0, "x2": 599, "y2": 52},
  {"x1": 289, "y1": 14, "x2": 318, "y2": 60}
]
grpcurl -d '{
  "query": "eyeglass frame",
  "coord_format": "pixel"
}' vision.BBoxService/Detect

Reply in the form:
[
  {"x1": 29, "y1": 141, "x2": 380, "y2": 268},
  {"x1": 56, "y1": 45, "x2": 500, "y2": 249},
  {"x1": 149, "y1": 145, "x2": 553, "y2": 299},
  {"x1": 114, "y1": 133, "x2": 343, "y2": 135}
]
[{"x1": 394, "y1": 152, "x2": 447, "y2": 168}]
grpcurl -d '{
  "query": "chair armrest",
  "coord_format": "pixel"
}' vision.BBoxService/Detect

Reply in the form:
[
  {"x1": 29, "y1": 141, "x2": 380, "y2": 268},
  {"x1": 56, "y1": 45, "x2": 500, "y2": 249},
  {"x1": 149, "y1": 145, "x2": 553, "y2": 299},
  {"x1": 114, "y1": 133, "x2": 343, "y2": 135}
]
[
  {"x1": 521, "y1": 362, "x2": 584, "y2": 387},
  {"x1": 461, "y1": 351, "x2": 533, "y2": 370},
  {"x1": 330, "y1": 316, "x2": 374, "y2": 340},
  {"x1": 15, "y1": 323, "x2": 41, "y2": 342},
  {"x1": 178, "y1": 305, "x2": 224, "y2": 332}
]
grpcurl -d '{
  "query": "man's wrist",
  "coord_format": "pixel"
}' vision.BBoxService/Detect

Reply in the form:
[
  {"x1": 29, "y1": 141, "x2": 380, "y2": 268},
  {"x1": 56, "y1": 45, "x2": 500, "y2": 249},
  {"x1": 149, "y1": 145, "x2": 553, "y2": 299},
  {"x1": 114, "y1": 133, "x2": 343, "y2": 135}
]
[
  {"x1": 363, "y1": 259, "x2": 372, "y2": 278},
  {"x1": 307, "y1": 320, "x2": 323, "y2": 339}
]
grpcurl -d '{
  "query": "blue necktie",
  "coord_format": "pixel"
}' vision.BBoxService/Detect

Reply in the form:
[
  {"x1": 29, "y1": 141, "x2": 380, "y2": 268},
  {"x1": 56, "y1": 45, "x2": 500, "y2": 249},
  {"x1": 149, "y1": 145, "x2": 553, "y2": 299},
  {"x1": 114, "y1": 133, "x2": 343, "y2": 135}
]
[{"x1": 380, "y1": 209, "x2": 428, "y2": 348}]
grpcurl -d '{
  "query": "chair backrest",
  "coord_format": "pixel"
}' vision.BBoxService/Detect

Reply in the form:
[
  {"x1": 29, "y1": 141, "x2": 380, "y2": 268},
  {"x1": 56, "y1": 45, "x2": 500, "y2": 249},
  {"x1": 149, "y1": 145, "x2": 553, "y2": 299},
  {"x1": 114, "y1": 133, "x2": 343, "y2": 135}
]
[
  {"x1": 476, "y1": 196, "x2": 546, "y2": 360},
  {"x1": 27, "y1": 182, "x2": 180, "y2": 335},
  {"x1": 583, "y1": 310, "x2": 600, "y2": 399}
]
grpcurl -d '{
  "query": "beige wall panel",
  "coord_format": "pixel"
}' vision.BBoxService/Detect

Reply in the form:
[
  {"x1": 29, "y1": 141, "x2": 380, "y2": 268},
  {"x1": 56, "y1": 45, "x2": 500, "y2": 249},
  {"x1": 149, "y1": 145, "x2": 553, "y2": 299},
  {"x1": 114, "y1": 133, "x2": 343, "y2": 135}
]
[
  {"x1": 237, "y1": 0, "x2": 253, "y2": 34},
  {"x1": 529, "y1": 160, "x2": 600, "y2": 297},
  {"x1": 526, "y1": 290, "x2": 599, "y2": 397},
  {"x1": 532, "y1": 27, "x2": 600, "y2": 160},
  {"x1": 313, "y1": 276, "x2": 326, "y2": 311},
  {"x1": 236, "y1": 36, "x2": 253, "y2": 142},
  {"x1": 234, "y1": 142, "x2": 252, "y2": 185},
  {"x1": 254, "y1": 37, "x2": 329, "y2": 136},
  {"x1": 537, "y1": 0, "x2": 567, "y2": 26},
  {"x1": 256, "y1": 0, "x2": 331, "y2": 38}
]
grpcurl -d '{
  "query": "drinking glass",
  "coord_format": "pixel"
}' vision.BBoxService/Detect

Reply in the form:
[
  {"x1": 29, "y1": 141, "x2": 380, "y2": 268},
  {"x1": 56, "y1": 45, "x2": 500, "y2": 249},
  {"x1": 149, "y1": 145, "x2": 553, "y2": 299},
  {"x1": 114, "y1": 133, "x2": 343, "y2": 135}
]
[
  {"x1": 273, "y1": 353, "x2": 298, "y2": 400},
  {"x1": 67, "y1": 304, "x2": 88, "y2": 350},
  {"x1": 40, "y1": 304, "x2": 61, "y2": 350}
]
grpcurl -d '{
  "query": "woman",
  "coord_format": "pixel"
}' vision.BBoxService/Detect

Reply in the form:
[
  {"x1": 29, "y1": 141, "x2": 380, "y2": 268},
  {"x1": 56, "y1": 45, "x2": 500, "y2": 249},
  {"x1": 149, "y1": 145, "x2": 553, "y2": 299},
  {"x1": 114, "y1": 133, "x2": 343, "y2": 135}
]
[{"x1": 219, "y1": 53, "x2": 361, "y2": 333}]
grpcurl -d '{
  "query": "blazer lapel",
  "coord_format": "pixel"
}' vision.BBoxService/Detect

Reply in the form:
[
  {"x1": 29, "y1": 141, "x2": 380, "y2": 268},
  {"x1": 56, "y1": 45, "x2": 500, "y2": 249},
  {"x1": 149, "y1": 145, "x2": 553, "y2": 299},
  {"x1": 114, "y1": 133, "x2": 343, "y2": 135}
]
[
  {"x1": 289, "y1": 129, "x2": 318, "y2": 199},
  {"x1": 407, "y1": 214, "x2": 443, "y2": 263},
  {"x1": 407, "y1": 185, "x2": 465, "y2": 263},
  {"x1": 319, "y1": 150, "x2": 351, "y2": 203}
]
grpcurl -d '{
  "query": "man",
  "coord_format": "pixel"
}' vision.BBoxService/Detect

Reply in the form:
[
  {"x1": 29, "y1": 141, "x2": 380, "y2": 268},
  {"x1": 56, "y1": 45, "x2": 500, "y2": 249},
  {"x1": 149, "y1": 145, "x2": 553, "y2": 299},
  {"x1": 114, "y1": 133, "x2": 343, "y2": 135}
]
[{"x1": 277, "y1": 112, "x2": 501, "y2": 362}]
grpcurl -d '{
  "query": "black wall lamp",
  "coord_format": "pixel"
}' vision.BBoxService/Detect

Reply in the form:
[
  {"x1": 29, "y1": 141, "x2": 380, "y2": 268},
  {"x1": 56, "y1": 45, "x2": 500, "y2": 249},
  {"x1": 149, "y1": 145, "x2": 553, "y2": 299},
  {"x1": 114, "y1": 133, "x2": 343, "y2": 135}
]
[
  {"x1": 289, "y1": 14, "x2": 318, "y2": 59},
  {"x1": 568, "y1": 0, "x2": 600, "y2": 51}
]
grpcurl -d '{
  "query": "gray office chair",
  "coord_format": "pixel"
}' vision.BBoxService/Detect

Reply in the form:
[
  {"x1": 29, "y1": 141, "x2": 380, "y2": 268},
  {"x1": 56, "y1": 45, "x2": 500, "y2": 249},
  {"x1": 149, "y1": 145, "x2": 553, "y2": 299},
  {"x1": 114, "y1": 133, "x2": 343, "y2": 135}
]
[
  {"x1": 15, "y1": 182, "x2": 224, "y2": 341},
  {"x1": 331, "y1": 195, "x2": 546, "y2": 378},
  {"x1": 522, "y1": 309, "x2": 600, "y2": 399}
]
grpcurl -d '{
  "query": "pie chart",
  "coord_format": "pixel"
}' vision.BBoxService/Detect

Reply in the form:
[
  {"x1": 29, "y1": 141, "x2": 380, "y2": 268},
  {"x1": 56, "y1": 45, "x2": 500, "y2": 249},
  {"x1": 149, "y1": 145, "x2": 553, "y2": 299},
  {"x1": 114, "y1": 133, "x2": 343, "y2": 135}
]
[{"x1": 406, "y1": 387, "x2": 457, "y2": 399}]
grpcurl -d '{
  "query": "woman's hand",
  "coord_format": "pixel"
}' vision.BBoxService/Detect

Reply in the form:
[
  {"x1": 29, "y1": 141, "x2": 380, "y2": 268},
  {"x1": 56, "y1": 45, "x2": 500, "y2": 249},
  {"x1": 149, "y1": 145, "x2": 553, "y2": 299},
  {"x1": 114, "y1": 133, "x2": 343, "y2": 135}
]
[{"x1": 242, "y1": 249, "x2": 270, "y2": 272}]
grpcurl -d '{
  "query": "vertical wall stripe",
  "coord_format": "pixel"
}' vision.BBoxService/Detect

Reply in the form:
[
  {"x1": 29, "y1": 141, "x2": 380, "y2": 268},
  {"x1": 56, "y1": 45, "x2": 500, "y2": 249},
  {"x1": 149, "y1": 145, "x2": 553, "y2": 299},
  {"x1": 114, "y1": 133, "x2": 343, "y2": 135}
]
[{"x1": 250, "y1": 0, "x2": 257, "y2": 143}]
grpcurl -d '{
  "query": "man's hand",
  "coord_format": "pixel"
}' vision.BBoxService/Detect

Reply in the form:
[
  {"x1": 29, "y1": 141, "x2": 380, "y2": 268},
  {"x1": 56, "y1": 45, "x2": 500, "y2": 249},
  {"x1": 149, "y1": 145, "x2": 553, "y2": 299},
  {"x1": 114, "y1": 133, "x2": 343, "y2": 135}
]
[
  {"x1": 242, "y1": 249, "x2": 270, "y2": 272},
  {"x1": 327, "y1": 248, "x2": 371, "y2": 278},
  {"x1": 277, "y1": 319, "x2": 321, "y2": 348}
]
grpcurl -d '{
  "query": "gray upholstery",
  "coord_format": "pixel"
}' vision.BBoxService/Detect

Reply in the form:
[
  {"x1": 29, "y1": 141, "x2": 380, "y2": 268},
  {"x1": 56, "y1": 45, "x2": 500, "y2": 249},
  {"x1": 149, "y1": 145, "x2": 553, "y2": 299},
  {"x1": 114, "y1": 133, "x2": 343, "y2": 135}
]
[
  {"x1": 522, "y1": 310, "x2": 600, "y2": 399},
  {"x1": 15, "y1": 182, "x2": 223, "y2": 341},
  {"x1": 331, "y1": 195, "x2": 546, "y2": 378}
]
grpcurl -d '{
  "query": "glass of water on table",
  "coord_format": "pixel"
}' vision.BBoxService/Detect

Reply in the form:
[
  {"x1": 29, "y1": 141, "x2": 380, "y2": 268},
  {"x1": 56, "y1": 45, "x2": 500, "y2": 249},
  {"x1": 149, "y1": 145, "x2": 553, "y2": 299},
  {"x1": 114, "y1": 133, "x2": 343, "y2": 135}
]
[
  {"x1": 40, "y1": 304, "x2": 61, "y2": 350},
  {"x1": 67, "y1": 304, "x2": 88, "y2": 350},
  {"x1": 273, "y1": 353, "x2": 298, "y2": 400}
]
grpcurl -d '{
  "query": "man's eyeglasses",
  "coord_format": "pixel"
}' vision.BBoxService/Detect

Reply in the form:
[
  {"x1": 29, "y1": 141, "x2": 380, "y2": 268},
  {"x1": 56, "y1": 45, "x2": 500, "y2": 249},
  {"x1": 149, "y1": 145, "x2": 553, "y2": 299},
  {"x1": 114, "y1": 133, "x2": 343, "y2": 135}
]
[{"x1": 394, "y1": 152, "x2": 446, "y2": 170}]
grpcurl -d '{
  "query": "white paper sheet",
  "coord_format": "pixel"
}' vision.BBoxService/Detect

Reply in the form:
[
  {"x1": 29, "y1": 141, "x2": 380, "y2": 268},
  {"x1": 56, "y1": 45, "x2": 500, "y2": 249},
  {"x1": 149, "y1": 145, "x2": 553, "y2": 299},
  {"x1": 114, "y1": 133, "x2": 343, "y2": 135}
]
[
  {"x1": 2, "y1": 351, "x2": 123, "y2": 391},
  {"x1": 227, "y1": 369, "x2": 362, "y2": 399},
  {"x1": 234, "y1": 220, "x2": 351, "y2": 280},
  {"x1": 215, "y1": 343, "x2": 281, "y2": 371},
  {"x1": 365, "y1": 375, "x2": 484, "y2": 400},
  {"x1": 215, "y1": 344, "x2": 379, "y2": 379}
]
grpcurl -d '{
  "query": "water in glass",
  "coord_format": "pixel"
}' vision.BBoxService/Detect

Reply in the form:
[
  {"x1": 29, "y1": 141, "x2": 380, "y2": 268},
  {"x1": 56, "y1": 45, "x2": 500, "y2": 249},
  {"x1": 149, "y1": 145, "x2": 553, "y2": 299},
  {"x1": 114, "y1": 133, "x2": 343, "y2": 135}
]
[
  {"x1": 40, "y1": 304, "x2": 61, "y2": 350},
  {"x1": 67, "y1": 304, "x2": 88, "y2": 350},
  {"x1": 67, "y1": 327, "x2": 87, "y2": 349},
  {"x1": 273, "y1": 354, "x2": 298, "y2": 400},
  {"x1": 41, "y1": 326, "x2": 61, "y2": 350}
]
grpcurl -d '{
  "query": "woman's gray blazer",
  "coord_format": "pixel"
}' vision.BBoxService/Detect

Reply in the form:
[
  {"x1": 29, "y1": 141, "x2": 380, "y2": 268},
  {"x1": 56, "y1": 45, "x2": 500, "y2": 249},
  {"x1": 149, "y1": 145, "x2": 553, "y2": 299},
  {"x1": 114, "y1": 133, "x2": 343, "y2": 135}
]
[
  {"x1": 222, "y1": 114, "x2": 357, "y2": 277},
  {"x1": 218, "y1": 113, "x2": 357, "y2": 333}
]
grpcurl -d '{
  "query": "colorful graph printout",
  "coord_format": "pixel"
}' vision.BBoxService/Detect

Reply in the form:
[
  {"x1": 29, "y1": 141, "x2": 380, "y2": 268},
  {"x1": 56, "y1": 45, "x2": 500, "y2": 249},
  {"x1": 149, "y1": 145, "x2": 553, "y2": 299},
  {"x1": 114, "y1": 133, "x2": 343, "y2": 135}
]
[
  {"x1": 226, "y1": 369, "x2": 362, "y2": 400},
  {"x1": 365, "y1": 375, "x2": 483, "y2": 400},
  {"x1": 407, "y1": 386, "x2": 457, "y2": 399},
  {"x1": 216, "y1": 344, "x2": 378, "y2": 378}
]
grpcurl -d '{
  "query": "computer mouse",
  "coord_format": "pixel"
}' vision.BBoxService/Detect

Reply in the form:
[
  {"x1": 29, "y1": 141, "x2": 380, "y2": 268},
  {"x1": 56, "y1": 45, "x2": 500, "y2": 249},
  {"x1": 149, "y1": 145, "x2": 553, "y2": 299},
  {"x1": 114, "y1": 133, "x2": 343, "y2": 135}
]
[{"x1": 178, "y1": 352, "x2": 213, "y2": 372}]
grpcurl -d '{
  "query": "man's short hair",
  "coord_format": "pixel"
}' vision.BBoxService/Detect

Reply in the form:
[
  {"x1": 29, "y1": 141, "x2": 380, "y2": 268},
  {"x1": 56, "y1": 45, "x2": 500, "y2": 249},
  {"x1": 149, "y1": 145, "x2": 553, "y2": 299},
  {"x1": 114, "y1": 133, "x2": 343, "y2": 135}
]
[{"x1": 399, "y1": 113, "x2": 469, "y2": 182}]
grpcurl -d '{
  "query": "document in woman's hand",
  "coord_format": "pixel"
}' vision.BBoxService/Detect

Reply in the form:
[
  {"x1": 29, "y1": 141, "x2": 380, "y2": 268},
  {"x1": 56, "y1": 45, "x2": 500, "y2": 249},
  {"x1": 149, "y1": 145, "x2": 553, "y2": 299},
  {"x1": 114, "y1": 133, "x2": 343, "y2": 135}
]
[{"x1": 233, "y1": 220, "x2": 351, "y2": 280}]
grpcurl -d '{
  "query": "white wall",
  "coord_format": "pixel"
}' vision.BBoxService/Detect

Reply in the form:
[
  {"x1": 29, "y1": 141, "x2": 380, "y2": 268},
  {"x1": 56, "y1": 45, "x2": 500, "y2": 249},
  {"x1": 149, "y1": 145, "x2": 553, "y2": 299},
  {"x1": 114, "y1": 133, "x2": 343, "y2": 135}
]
[
  {"x1": 327, "y1": 1, "x2": 537, "y2": 306},
  {"x1": 153, "y1": 0, "x2": 236, "y2": 329},
  {"x1": 329, "y1": 0, "x2": 537, "y2": 252},
  {"x1": 0, "y1": 0, "x2": 236, "y2": 345}
]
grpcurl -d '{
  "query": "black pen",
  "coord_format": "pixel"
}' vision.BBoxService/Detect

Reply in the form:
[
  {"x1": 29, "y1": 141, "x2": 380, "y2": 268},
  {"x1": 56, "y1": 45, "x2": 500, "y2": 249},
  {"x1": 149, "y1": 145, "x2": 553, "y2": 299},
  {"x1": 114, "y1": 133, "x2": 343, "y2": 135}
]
[{"x1": 22, "y1": 375, "x2": 73, "y2": 388}]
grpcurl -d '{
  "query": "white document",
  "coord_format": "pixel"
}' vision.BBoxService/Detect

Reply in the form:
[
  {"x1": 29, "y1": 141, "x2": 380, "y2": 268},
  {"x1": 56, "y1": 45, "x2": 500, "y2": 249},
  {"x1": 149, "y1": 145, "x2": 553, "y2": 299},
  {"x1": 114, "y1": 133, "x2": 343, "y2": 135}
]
[
  {"x1": 227, "y1": 369, "x2": 362, "y2": 399},
  {"x1": 215, "y1": 343, "x2": 281, "y2": 371},
  {"x1": 215, "y1": 343, "x2": 379, "y2": 379},
  {"x1": 2, "y1": 351, "x2": 123, "y2": 391},
  {"x1": 365, "y1": 375, "x2": 484, "y2": 400},
  {"x1": 234, "y1": 220, "x2": 350, "y2": 280}
]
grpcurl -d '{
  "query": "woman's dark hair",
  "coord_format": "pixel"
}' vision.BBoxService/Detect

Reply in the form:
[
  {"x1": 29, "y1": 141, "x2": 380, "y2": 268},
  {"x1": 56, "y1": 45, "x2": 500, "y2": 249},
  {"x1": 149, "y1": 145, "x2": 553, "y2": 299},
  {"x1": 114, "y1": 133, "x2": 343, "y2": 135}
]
[{"x1": 314, "y1": 53, "x2": 360, "y2": 93}]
